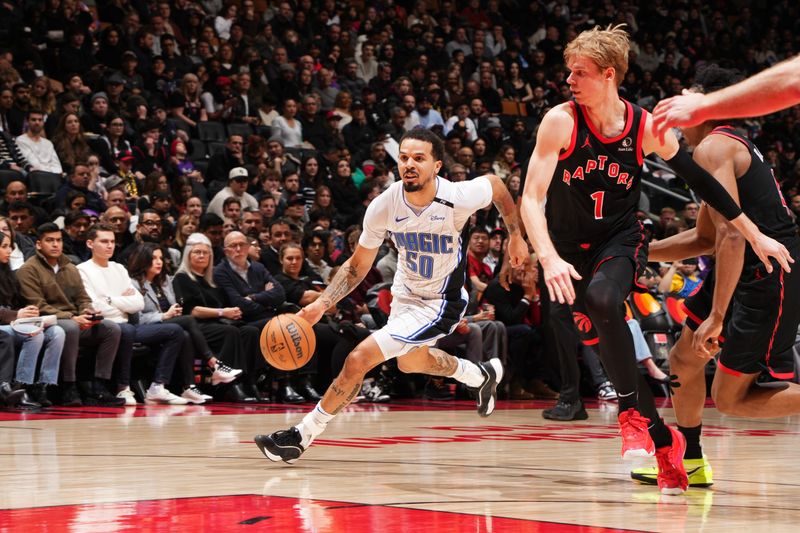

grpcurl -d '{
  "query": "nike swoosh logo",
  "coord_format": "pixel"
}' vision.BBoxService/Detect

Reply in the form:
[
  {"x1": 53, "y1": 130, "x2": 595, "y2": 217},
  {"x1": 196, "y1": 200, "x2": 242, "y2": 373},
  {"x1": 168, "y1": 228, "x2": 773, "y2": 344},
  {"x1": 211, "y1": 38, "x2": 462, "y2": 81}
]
[{"x1": 395, "y1": 216, "x2": 409, "y2": 223}]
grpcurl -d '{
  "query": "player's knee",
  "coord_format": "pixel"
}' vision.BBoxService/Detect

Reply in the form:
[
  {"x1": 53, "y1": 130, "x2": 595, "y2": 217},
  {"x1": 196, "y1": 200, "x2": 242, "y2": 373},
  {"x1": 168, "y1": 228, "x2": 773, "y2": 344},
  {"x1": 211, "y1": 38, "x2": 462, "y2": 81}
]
[
  {"x1": 711, "y1": 388, "x2": 739, "y2": 415},
  {"x1": 584, "y1": 280, "x2": 622, "y2": 317},
  {"x1": 341, "y1": 349, "x2": 373, "y2": 379}
]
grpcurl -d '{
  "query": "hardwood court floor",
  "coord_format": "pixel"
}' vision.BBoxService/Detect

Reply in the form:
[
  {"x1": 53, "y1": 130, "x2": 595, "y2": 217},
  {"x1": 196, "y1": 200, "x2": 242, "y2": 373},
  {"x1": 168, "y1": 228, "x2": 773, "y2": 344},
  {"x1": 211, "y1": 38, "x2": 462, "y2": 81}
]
[{"x1": 1, "y1": 398, "x2": 799, "y2": 532}]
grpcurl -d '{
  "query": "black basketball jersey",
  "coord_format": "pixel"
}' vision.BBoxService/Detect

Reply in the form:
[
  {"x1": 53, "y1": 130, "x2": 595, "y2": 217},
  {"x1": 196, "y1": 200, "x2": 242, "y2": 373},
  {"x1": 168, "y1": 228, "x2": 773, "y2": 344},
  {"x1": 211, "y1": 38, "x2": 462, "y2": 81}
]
[
  {"x1": 710, "y1": 125, "x2": 800, "y2": 265},
  {"x1": 546, "y1": 99, "x2": 646, "y2": 252}
]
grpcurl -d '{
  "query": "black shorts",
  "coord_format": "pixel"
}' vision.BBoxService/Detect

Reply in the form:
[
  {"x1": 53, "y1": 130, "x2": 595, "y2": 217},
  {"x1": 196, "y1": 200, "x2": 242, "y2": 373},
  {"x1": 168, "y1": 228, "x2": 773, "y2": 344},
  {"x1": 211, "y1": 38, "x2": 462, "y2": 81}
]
[
  {"x1": 558, "y1": 223, "x2": 649, "y2": 346},
  {"x1": 682, "y1": 251, "x2": 800, "y2": 379}
]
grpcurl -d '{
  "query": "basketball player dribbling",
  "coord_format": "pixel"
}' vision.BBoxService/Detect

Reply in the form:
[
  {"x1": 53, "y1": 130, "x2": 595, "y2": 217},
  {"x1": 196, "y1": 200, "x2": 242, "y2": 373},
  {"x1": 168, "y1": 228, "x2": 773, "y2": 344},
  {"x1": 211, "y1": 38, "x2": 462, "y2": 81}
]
[
  {"x1": 631, "y1": 65, "x2": 800, "y2": 488},
  {"x1": 518, "y1": 25, "x2": 793, "y2": 494},
  {"x1": 255, "y1": 128, "x2": 528, "y2": 464}
]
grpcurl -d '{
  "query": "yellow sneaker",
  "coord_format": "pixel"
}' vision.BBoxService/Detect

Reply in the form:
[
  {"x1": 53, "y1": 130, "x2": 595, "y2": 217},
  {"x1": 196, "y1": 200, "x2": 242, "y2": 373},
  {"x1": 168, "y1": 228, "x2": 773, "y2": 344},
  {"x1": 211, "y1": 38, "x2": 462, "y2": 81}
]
[{"x1": 631, "y1": 457, "x2": 713, "y2": 487}]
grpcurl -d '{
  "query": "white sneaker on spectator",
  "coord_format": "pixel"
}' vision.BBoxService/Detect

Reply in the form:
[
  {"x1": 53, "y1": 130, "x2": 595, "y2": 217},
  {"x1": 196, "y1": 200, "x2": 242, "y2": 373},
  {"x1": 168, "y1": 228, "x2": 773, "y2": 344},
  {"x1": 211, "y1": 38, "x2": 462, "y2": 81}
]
[
  {"x1": 181, "y1": 386, "x2": 212, "y2": 404},
  {"x1": 211, "y1": 362, "x2": 242, "y2": 385},
  {"x1": 597, "y1": 381, "x2": 618, "y2": 401},
  {"x1": 117, "y1": 387, "x2": 137, "y2": 406},
  {"x1": 145, "y1": 383, "x2": 189, "y2": 405},
  {"x1": 362, "y1": 379, "x2": 390, "y2": 403}
]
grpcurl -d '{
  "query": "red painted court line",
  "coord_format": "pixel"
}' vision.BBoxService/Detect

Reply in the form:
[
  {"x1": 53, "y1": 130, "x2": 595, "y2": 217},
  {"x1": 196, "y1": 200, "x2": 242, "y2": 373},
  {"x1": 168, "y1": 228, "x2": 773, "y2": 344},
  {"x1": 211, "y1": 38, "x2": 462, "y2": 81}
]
[{"x1": 0, "y1": 494, "x2": 642, "y2": 532}]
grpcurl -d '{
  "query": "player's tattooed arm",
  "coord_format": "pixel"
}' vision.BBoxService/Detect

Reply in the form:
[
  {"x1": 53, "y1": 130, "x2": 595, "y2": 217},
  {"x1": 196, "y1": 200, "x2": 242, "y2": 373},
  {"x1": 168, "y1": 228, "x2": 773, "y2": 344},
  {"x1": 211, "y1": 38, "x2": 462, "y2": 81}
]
[
  {"x1": 485, "y1": 173, "x2": 528, "y2": 268},
  {"x1": 319, "y1": 264, "x2": 360, "y2": 308},
  {"x1": 422, "y1": 348, "x2": 459, "y2": 376}
]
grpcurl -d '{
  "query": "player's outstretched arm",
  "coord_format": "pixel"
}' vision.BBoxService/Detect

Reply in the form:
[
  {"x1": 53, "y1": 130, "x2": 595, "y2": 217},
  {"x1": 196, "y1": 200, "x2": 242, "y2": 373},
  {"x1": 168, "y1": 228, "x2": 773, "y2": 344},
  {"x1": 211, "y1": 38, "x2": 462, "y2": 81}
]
[
  {"x1": 652, "y1": 55, "x2": 800, "y2": 140},
  {"x1": 297, "y1": 244, "x2": 379, "y2": 326},
  {"x1": 644, "y1": 114, "x2": 793, "y2": 273},
  {"x1": 484, "y1": 173, "x2": 526, "y2": 268},
  {"x1": 648, "y1": 204, "x2": 716, "y2": 262},
  {"x1": 519, "y1": 105, "x2": 582, "y2": 305}
]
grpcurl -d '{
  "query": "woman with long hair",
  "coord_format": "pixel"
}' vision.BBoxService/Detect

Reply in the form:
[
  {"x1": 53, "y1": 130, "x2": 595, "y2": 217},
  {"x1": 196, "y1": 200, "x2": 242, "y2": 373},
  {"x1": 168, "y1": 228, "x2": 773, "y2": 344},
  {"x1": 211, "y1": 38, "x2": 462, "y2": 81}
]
[
  {"x1": 172, "y1": 233, "x2": 262, "y2": 402},
  {"x1": 173, "y1": 214, "x2": 198, "y2": 251},
  {"x1": 308, "y1": 184, "x2": 339, "y2": 227},
  {"x1": 169, "y1": 73, "x2": 208, "y2": 133},
  {"x1": 503, "y1": 61, "x2": 534, "y2": 107},
  {"x1": 0, "y1": 218, "x2": 27, "y2": 270},
  {"x1": 95, "y1": 25, "x2": 126, "y2": 70},
  {"x1": 271, "y1": 98, "x2": 304, "y2": 148},
  {"x1": 52, "y1": 112, "x2": 92, "y2": 174},
  {"x1": 492, "y1": 144, "x2": 516, "y2": 181},
  {"x1": 128, "y1": 243, "x2": 223, "y2": 404},
  {"x1": 0, "y1": 231, "x2": 65, "y2": 408},
  {"x1": 91, "y1": 113, "x2": 132, "y2": 176},
  {"x1": 30, "y1": 76, "x2": 57, "y2": 115}
]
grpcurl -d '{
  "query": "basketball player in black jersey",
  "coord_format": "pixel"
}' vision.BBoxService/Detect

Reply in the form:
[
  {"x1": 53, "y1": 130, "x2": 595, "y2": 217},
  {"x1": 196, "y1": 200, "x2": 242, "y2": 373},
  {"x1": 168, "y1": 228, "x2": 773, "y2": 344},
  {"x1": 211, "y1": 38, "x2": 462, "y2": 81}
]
[
  {"x1": 631, "y1": 65, "x2": 800, "y2": 488},
  {"x1": 519, "y1": 25, "x2": 793, "y2": 495}
]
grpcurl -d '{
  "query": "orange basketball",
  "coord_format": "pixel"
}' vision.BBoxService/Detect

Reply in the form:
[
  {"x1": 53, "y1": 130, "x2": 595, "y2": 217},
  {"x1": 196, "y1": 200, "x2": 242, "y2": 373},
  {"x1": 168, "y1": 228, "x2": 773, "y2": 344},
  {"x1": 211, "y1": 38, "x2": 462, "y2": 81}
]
[{"x1": 260, "y1": 314, "x2": 316, "y2": 371}]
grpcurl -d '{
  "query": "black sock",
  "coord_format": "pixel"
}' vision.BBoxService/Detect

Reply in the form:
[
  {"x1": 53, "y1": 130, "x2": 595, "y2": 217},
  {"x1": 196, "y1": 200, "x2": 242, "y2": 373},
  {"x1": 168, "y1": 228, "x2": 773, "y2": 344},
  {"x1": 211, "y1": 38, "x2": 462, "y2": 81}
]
[
  {"x1": 649, "y1": 417, "x2": 672, "y2": 449},
  {"x1": 678, "y1": 424, "x2": 703, "y2": 459},
  {"x1": 618, "y1": 390, "x2": 638, "y2": 412}
]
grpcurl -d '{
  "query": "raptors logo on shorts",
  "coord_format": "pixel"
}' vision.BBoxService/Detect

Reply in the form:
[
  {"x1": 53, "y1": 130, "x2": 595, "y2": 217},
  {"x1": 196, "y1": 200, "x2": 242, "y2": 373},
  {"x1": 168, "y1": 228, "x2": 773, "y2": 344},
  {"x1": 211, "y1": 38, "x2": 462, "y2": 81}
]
[{"x1": 573, "y1": 311, "x2": 593, "y2": 334}]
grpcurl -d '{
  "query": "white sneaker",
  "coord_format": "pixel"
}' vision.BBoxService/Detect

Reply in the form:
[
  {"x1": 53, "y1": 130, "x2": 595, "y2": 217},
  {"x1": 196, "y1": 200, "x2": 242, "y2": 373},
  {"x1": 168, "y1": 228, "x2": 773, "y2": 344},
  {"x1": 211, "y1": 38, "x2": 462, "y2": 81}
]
[
  {"x1": 211, "y1": 362, "x2": 242, "y2": 385},
  {"x1": 597, "y1": 381, "x2": 618, "y2": 401},
  {"x1": 145, "y1": 383, "x2": 189, "y2": 405},
  {"x1": 117, "y1": 387, "x2": 137, "y2": 406},
  {"x1": 181, "y1": 385, "x2": 212, "y2": 404}
]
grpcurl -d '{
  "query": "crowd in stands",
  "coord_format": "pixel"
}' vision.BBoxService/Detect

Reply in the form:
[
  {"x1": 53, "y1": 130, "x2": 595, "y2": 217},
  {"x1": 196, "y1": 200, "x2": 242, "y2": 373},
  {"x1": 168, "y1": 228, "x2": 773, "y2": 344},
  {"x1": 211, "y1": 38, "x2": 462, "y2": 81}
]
[{"x1": 0, "y1": 0, "x2": 799, "y2": 409}]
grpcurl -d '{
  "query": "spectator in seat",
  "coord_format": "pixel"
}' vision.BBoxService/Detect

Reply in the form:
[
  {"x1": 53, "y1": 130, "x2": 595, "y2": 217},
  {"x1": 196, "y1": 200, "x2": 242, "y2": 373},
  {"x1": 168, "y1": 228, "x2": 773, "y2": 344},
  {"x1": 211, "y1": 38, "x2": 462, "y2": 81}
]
[
  {"x1": 15, "y1": 109, "x2": 63, "y2": 175},
  {"x1": 0, "y1": 129, "x2": 32, "y2": 179},
  {"x1": 52, "y1": 114, "x2": 92, "y2": 175},
  {"x1": 207, "y1": 166, "x2": 258, "y2": 218},
  {"x1": 55, "y1": 162, "x2": 107, "y2": 215},
  {"x1": 78, "y1": 224, "x2": 187, "y2": 405},
  {"x1": 61, "y1": 210, "x2": 92, "y2": 264},
  {"x1": 0, "y1": 230, "x2": 65, "y2": 409},
  {"x1": 172, "y1": 233, "x2": 260, "y2": 403},
  {"x1": 206, "y1": 135, "x2": 245, "y2": 197},
  {"x1": 16, "y1": 223, "x2": 125, "y2": 407}
]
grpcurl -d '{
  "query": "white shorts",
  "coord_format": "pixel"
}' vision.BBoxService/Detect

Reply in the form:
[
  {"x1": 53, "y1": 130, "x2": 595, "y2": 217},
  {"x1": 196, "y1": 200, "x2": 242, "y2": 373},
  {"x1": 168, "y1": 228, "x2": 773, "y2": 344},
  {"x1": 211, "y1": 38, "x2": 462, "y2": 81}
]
[{"x1": 372, "y1": 290, "x2": 467, "y2": 360}]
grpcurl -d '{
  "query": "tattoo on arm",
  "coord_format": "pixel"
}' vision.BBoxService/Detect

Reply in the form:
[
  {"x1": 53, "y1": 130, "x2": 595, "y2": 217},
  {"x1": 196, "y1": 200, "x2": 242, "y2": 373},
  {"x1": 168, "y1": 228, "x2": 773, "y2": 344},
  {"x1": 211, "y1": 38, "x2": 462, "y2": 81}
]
[
  {"x1": 493, "y1": 196, "x2": 521, "y2": 236},
  {"x1": 319, "y1": 264, "x2": 360, "y2": 308},
  {"x1": 422, "y1": 348, "x2": 459, "y2": 377}
]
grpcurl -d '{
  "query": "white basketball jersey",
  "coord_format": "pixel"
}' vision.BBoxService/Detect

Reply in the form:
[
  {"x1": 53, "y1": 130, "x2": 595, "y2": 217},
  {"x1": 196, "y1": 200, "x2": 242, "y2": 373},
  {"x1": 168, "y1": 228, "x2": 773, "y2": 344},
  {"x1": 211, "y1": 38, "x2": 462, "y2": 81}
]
[{"x1": 360, "y1": 176, "x2": 493, "y2": 300}]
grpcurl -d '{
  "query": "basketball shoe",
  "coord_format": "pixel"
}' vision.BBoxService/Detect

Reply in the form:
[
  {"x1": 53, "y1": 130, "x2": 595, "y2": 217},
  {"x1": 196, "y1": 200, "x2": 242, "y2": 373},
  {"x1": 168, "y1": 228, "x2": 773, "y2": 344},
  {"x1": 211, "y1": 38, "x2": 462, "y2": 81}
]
[
  {"x1": 542, "y1": 399, "x2": 588, "y2": 421},
  {"x1": 255, "y1": 428, "x2": 306, "y2": 464},
  {"x1": 630, "y1": 456, "x2": 713, "y2": 487},
  {"x1": 654, "y1": 425, "x2": 689, "y2": 495},
  {"x1": 476, "y1": 358, "x2": 503, "y2": 417},
  {"x1": 618, "y1": 408, "x2": 655, "y2": 459}
]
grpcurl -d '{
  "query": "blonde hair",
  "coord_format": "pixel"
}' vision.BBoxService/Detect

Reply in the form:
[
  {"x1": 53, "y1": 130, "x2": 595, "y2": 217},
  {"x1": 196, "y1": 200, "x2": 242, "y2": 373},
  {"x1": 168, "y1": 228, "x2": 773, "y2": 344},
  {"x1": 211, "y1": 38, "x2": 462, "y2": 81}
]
[{"x1": 564, "y1": 24, "x2": 630, "y2": 86}]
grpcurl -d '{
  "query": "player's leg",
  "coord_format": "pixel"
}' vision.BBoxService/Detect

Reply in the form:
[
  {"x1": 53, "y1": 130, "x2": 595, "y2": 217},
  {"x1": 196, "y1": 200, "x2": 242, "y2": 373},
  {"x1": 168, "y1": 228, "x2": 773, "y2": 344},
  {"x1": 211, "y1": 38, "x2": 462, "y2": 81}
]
[
  {"x1": 712, "y1": 366, "x2": 800, "y2": 417},
  {"x1": 396, "y1": 344, "x2": 503, "y2": 417},
  {"x1": 255, "y1": 334, "x2": 387, "y2": 464},
  {"x1": 632, "y1": 326, "x2": 714, "y2": 487},
  {"x1": 583, "y1": 258, "x2": 659, "y2": 454},
  {"x1": 543, "y1": 300, "x2": 588, "y2": 421}
]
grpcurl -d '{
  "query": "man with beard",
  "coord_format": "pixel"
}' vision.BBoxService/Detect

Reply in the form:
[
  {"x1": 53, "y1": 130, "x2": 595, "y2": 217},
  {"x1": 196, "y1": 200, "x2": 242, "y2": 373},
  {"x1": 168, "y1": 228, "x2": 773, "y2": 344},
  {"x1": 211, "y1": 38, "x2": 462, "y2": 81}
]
[
  {"x1": 62, "y1": 210, "x2": 92, "y2": 263},
  {"x1": 119, "y1": 209, "x2": 164, "y2": 264}
]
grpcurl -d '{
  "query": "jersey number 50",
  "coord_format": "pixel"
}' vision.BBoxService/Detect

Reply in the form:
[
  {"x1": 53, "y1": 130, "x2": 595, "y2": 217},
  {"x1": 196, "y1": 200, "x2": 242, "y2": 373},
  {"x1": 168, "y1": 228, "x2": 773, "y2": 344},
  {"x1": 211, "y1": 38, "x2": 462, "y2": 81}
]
[{"x1": 406, "y1": 251, "x2": 434, "y2": 279}]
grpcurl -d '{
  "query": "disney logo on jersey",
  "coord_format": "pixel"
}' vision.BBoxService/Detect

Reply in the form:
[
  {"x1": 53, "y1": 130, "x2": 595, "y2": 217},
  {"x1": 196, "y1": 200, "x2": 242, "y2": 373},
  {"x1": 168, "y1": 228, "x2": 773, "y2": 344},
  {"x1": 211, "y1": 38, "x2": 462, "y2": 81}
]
[
  {"x1": 562, "y1": 154, "x2": 633, "y2": 190},
  {"x1": 430, "y1": 215, "x2": 445, "y2": 222},
  {"x1": 618, "y1": 137, "x2": 634, "y2": 152}
]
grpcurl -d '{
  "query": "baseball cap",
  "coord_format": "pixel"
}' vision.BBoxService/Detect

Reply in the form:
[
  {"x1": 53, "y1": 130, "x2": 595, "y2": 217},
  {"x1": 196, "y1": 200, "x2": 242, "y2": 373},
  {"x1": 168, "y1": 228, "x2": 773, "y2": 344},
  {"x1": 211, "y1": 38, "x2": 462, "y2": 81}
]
[
  {"x1": 104, "y1": 174, "x2": 126, "y2": 190},
  {"x1": 117, "y1": 150, "x2": 135, "y2": 162},
  {"x1": 326, "y1": 111, "x2": 342, "y2": 120},
  {"x1": 229, "y1": 167, "x2": 249, "y2": 181}
]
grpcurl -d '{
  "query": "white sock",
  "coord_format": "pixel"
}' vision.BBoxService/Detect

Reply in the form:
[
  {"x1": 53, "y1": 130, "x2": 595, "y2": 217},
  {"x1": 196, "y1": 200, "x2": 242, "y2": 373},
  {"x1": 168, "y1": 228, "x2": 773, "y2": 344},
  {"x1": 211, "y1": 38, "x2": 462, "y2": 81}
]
[
  {"x1": 295, "y1": 402, "x2": 334, "y2": 448},
  {"x1": 449, "y1": 358, "x2": 485, "y2": 388}
]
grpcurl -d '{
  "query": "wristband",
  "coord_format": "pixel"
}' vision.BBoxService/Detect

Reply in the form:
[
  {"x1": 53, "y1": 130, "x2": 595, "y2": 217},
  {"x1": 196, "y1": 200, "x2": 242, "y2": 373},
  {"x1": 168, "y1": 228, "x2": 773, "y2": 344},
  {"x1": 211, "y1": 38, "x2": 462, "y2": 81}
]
[{"x1": 217, "y1": 308, "x2": 223, "y2": 318}]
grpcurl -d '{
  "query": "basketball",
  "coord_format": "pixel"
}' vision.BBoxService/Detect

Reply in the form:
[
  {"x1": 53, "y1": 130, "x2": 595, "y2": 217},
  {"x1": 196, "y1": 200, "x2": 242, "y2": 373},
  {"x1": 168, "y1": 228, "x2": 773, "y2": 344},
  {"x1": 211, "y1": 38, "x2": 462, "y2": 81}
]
[{"x1": 260, "y1": 314, "x2": 316, "y2": 371}]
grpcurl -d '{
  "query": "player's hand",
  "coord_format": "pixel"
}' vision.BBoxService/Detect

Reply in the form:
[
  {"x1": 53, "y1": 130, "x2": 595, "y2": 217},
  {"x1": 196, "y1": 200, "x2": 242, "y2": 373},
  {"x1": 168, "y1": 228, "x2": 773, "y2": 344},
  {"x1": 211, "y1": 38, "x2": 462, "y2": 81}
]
[
  {"x1": 506, "y1": 233, "x2": 527, "y2": 269},
  {"x1": 749, "y1": 233, "x2": 794, "y2": 274},
  {"x1": 652, "y1": 90, "x2": 708, "y2": 144},
  {"x1": 693, "y1": 315, "x2": 723, "y2": 359},
  {"x1": 297, "y1": 300, "x2": 327, "y2": 326},
  {"x1": 540, "y1": 255, "x2": 582, "y2": 305}
]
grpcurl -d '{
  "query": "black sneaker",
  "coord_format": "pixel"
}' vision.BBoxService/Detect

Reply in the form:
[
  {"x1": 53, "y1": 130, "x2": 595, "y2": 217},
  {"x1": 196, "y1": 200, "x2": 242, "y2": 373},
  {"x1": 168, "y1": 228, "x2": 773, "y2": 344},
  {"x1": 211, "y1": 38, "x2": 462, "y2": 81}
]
[
  {"x1": 476, "y1": 358, "x2": 503, "y2": 417},
  {"x1": 60, "y1": 383, "x2": 83, "y2": 407},
  {"x1": 542, "y1": 399, "x2": 589, "y2": 421},
  {"x1": 86, "y1": 381, "x2": 126, "y2": 407},
  {"x1": 255, "y1": 427, "x2": 305, "y2": 464}
]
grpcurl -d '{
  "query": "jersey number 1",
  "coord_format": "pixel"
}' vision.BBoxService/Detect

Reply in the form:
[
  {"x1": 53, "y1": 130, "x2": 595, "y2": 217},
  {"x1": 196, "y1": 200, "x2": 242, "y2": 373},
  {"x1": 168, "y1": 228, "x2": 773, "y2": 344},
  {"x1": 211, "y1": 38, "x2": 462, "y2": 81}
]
[{"x1": 590, "y1": 191, "x2": 605, "y2": 220}]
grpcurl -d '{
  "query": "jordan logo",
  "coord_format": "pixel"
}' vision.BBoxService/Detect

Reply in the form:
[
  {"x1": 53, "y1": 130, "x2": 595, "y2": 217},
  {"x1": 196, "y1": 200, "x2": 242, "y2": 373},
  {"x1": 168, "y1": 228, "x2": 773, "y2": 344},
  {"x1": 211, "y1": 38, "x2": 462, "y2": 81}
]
[{"x1": 581, "y1": 135, "x2": 591, "y2": 148}]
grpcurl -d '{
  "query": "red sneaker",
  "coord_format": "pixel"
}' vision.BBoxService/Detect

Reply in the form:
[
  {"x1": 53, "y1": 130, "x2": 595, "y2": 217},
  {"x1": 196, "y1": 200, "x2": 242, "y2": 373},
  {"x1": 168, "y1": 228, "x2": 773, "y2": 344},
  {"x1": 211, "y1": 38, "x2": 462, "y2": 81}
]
[
  {"x1": 618, "y1": 408, "x2": 655, "y2": 459},
  {"x1": 655, "y1": 425, "x2": 689, "y2": 495}
]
